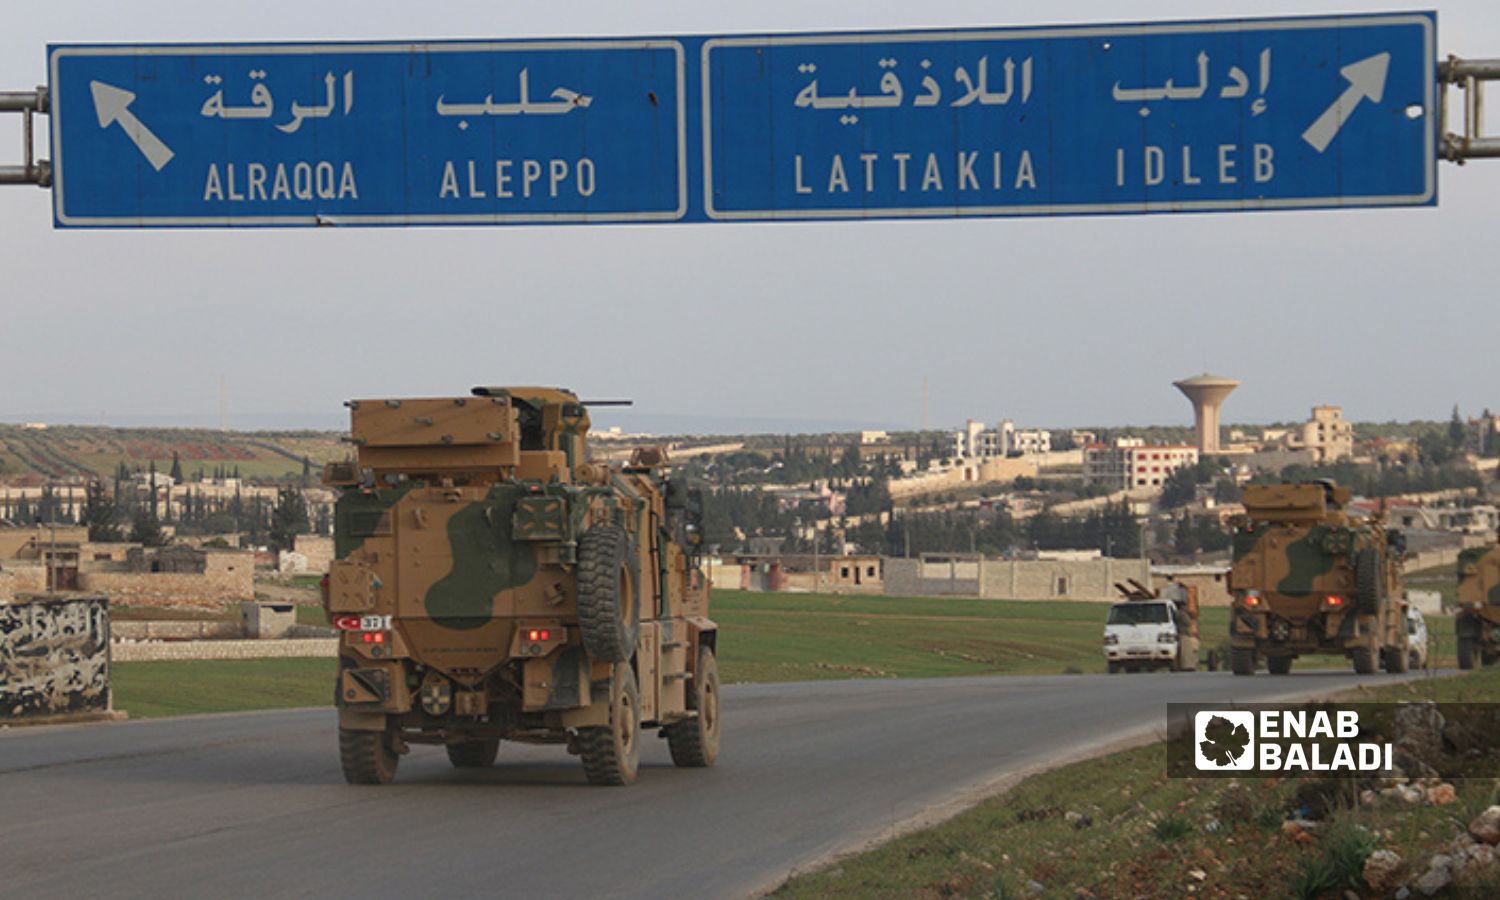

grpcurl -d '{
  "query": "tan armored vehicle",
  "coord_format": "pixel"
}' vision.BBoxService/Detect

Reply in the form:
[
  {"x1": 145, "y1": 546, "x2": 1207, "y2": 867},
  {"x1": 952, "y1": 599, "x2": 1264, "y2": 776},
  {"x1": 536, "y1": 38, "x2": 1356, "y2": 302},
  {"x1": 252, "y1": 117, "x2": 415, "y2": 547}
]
[
  {"x1": 1455, "y1": 543, "x2": 1500, "y2": 669},
  {"x1": 321, "y1": 387, "x2": 720, "y2": 785},
  {"x1": 1228, "y1": 481, "x2": 1408, "y2": 676}
]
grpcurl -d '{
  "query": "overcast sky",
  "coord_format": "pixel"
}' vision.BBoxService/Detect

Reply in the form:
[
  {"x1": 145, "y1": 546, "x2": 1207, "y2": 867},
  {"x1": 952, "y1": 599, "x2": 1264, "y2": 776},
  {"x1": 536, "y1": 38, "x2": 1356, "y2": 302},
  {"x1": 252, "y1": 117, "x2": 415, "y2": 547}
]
[{"x1": 1, "y1": 2, "x2": 1495, "y2": 434}]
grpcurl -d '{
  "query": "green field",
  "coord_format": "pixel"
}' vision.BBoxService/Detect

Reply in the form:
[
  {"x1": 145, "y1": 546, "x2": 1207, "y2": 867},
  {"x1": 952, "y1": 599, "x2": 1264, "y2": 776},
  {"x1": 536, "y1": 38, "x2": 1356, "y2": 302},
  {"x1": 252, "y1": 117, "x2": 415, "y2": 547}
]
[
  {"x1": 112, "y1": 658, "x2": 334, "y2": 718},
  {"x1": 109, "y1": 590, "x2": 1458, "y2": 719}
]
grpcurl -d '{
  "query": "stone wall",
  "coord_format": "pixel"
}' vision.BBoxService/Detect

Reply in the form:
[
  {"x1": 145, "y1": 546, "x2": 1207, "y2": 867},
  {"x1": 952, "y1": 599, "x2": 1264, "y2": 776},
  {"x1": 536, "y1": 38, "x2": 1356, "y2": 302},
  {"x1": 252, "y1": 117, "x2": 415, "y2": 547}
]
[
  {"x1": 0, "y1": 564, "x2": 48, "y2": 602},
  {"x1": 113, "y1": 638, "x2": 336, "y2": 662},
  {"x1": 1, "y1": 594, "x2": 112, "y2": 722},
  {"x1": 979, "y1": 558, "x2": 1152, "y2": 601},
  {"x1": 79, "y1": 565, "x2": 254, "y2": 609},
  {"x1": 294, "y1": 535, "x2": 334, "y2": 574},
  {"x1": 885, "y1": 556, "x2": 1152, "y2": 601},
  {"x1": 112, "y1": 620, "x2": 243, "y2": 640}
]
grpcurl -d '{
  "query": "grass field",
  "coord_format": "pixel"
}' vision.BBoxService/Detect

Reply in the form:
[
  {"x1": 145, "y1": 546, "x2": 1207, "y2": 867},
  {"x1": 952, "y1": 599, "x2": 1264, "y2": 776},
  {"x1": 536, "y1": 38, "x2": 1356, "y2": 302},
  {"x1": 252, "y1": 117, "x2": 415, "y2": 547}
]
[
  {"x1": 107, "y1": 590, "x2": 1460, "y2": 718},
  {"x1": 774, "y1": 664, "x2": 1500, "y2": 899},
  {"x1": 112, "y1": 658, "x2": 334, "y2": 718}
]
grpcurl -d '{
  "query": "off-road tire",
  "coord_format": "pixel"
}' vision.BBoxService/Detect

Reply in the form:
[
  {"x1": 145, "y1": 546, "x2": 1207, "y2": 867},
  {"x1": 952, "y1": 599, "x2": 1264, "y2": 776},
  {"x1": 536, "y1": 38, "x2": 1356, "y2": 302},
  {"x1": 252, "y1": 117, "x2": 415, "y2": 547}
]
[
  {"x1": 1383, "y1": 646, "x2": 1410, "y2": 674},
  {"x1": 1483, "y1": 650, "x2": 1500, "y2": 667},
  {"x1": 340, "y1": 726, "x2": 398, "y2": 785},
  {"x1": 665, "y1": 646, "x2": 721, "y2": 768},
  {"x1": 577, "y1": 525, "x2": 640, "y2": 663},
  {"x1": 445, "y1": 739, "x2": 500, "y2": 768},
  {"x1": 1351, "y1": 643, "x2": 1378, "y2": 675},
  {"x1": 1355, "y1": 548, "x2": 1384, "y2": 614},
  {"x1": 1231, "y1": 646, "x2": 1256, "y2": 676},
  {"x1": 578, "y1": 663, "x2": 641, "y2": 786},
  {"x1": 1458, "y1": 635, "x2": 1477, "y2": 670},
  {"x1": 1267, "y1": 656, "x2": 1293, "y2": 675}
]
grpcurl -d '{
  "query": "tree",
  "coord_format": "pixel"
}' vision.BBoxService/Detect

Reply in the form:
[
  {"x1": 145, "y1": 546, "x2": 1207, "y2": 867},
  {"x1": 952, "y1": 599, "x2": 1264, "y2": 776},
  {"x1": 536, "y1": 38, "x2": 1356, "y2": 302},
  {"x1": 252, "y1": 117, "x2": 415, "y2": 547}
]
[
  {"x1": 270, "y1": 487, "x2": 310, "y2": 552},
  {"x1": 129, "y1": 508, "x2": 166, "y2": 547},
  {"x1": 1159, "y1": 466, "x2": 1199, "y2": 509},
  {"x1": 81, "y1": 480, "x2": 122, "y2": 541},
  {"x1": 1213, "y1": 478, "x2": 1242, "y2": 504},
  {"x1": 1450, "y1": 405, "x2": 1468, "y2": 453},
  {"x1": 169, "y1": 451, "x2": 184, "y2": 483}
]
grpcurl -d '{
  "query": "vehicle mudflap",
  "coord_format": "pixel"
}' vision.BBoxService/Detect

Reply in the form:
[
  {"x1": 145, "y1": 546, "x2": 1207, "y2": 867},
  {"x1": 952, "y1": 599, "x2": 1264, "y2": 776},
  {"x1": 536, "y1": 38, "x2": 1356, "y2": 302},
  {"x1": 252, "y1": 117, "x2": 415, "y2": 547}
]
[
  {"x1": 338, "y1": 708, "x2": 387, "y2": 732},
  {"x1": 523, "y1": 645, "x2": 590, "y2": 711}
]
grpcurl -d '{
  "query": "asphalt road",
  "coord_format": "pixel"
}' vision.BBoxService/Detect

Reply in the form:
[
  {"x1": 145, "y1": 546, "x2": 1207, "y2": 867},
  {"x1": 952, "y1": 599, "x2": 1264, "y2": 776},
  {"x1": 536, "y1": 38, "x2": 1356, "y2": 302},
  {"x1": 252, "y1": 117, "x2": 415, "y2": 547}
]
[{"x1": 0, "y1": 670, "x2": 1435, "y2": 899}]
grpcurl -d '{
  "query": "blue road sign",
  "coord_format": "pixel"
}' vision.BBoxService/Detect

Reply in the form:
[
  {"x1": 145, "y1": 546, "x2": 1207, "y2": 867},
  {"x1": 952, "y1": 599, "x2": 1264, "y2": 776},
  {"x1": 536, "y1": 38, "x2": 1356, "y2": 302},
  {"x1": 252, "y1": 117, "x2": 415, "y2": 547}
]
[
  {"x1": 47, "y1": 12, "x2": 1435, "y2": 228},
  {"x1": 49, "y1": 40, "x2": 688, "y2": 226}
]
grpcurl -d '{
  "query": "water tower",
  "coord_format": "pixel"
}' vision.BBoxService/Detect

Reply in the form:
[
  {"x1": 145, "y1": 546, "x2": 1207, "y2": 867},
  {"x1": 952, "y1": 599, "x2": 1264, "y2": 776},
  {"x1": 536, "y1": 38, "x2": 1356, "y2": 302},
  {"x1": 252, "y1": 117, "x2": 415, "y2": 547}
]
[{"x1": 1174, "y1": 374, "x2": 1239, "y2": 454}]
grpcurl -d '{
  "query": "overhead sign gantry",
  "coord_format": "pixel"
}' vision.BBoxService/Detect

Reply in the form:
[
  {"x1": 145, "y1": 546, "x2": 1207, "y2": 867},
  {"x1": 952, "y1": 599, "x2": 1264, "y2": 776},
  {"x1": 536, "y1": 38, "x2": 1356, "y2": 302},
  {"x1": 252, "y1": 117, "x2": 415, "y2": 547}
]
[{"x1": 3, "y1": 11, "x2": 1494, "y2": 228}]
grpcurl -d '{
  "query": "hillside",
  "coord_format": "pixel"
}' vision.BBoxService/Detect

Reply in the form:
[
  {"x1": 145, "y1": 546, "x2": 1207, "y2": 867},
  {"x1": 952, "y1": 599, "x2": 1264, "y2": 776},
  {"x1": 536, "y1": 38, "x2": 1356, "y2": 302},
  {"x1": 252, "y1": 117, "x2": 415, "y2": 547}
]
[{"x1": 0, "y1": 424, "x2": 349, "y2": 484}]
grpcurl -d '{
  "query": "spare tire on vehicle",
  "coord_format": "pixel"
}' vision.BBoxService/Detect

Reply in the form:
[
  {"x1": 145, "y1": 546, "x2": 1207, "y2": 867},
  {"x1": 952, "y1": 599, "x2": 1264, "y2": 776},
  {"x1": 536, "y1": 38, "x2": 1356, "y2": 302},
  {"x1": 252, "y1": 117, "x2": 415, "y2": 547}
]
[
  {"x1": 1355, "y1": 547, "x2": 1385, "y2": 614},
  {"x1": 576, "y1": 524, "x2": 640, "y2": 663}
]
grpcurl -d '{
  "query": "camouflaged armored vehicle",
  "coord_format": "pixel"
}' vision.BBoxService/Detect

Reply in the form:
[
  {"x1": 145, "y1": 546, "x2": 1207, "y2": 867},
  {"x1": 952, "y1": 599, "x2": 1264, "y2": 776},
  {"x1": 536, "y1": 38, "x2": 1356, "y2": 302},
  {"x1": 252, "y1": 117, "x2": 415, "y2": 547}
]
[
  {"x1": 321, "y1": 387, "x2": 719, "y2": 785},
  {"x1": 1228, "y1": 481, "x2": 1408, "y2": 676},
  {"x1": 1455, "y1": 543, "x2": 1500, "y2": 669}
]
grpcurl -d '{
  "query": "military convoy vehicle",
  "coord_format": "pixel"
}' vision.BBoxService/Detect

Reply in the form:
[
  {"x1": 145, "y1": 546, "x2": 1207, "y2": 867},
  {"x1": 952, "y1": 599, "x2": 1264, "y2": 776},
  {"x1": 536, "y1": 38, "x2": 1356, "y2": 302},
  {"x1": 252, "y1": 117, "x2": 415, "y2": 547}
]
[
  {"x1": 1455, "y1": 543, "x2": 1500, "y2": 669},
  {"x1": 320, "y1": 387, "x2": 719, "y2": 785},
  {"x1": 1103, "y1": 579, "x2": 1202, "y2": 673},
  {"x1": 1228, "y1": 481, "x2": 1408, "y2": 676}
]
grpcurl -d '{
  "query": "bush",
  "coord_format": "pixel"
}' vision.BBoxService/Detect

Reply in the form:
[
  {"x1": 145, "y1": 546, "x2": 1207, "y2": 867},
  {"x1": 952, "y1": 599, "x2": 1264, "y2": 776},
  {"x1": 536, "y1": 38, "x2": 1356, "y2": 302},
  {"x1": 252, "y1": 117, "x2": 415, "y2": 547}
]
[{"x1": 1154, "y1": 815, "x2": 1193, "y2": 842}]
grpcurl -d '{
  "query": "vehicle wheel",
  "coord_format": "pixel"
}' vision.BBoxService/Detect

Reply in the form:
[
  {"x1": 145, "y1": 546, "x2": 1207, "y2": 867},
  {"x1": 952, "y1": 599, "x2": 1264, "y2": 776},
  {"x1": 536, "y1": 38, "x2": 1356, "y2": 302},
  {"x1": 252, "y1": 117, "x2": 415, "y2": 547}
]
[
  {"x1": 1409, "y1": 650, "x2": 1422, "y2": 670},
  {"x1": 1383, "y1": 646, "x2": 1410, "y2": 674},
  {"x1": 1483, "y1": 650, "x2": 1499, "y2": 667},
  {"x1": 340, "y1": 726, "x2": 398, "y2": 785},
  {"x1": 665, "y1": 646, "x2": 721, "y2": 768},
  {"x1": 1205, "y1": 649, "x2": 1220, "y2": 672},
  {"x1": 578, "y1": 663, "x2": 641, "y2": 786},
  {"x1": 1351, "y1": 643, "x2": 1378, "y2": 675},
  {"x1": 1267, "y1": 656, "x2": 1293, "y2": 675},
  {"x1": 1458, "y1": 636, "x2": 1476, "y2": 670},
  {"x1": 576, "y1": 525, "x2": 640, "y2": 663},
  {"x1": 1107, "y1": 661, "x2": 1121, "y2": 674},
  {"x1": 1355, "y1": 548, "x2": 1385, "y2": 614},
  {"x1": 1231, "y1": 647, "x2": 1256, "y2": 676},
  {"x1": 445, "y1": 739, "x2": 500, "y2": 768}
]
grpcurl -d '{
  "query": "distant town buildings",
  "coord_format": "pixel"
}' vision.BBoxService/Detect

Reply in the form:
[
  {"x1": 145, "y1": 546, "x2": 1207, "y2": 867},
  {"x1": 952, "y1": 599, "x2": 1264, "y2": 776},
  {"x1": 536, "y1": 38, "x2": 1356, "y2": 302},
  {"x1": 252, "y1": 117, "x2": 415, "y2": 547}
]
[
  {"x1": 951, "y1": 419, "x2": 1051, "y2": 460},
  {"x1": 1470, "y1": 410, "x2": 1500, "y2": 456},
  {"x1": 1084, "y1": 438, "x2": 1200, "y2": 490},
  {"x1": 1260, "y1": 405, "x2": 1355, "y2": 463}
]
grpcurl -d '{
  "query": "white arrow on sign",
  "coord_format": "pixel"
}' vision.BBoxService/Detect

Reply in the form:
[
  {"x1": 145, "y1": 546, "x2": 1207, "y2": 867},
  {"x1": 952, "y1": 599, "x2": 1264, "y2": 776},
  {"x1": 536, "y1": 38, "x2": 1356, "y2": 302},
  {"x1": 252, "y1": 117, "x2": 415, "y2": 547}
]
[
  {"x1": 1301, "y1": 53, "x2": 1391, "y2": 153},
  {"x1": 89, "y1": 80, "x2": 174, "y2": 171}
]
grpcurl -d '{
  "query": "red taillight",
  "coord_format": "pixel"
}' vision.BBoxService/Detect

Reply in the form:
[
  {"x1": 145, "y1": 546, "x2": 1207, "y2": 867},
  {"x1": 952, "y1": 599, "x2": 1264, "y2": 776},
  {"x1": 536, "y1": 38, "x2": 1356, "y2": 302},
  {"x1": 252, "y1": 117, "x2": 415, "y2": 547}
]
[
  {"x1": 1243, "y1": 595, "x2": 1260, "y2": 607},
  {"x1": 1325, "y1": 595, "x2": 1344, "y2": 607},
  {"x1": 527, "y1": 629, "x2": 551, "y2": 642},
  {"x1": 361, "y1": 632, "x2": 387, "y2": 644}
]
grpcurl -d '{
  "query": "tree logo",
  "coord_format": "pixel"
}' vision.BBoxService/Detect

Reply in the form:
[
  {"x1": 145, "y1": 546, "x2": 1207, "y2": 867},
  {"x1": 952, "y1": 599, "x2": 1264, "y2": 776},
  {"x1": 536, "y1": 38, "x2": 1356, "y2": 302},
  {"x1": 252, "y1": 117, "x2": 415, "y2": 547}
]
[{"x1": 1194, "y1": 711, "x2": 1255, "y2": 770}]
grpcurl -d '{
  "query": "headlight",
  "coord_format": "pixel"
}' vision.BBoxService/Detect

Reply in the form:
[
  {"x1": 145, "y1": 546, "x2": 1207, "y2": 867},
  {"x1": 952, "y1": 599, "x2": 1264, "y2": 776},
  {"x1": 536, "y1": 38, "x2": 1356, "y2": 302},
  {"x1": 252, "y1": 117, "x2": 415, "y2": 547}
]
[
  {"x1": 1158, "y1": 631, "x2": 1176, "y2": 643},
  {"x1": 1104, "y1": 634, "x2": 1119, "y2": 645}
]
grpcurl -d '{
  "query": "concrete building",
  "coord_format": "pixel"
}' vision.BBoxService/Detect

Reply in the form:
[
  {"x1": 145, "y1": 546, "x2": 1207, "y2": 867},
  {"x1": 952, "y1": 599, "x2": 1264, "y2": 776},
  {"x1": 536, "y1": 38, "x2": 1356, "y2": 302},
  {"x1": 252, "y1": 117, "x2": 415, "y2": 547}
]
[
  {"x1": 952, "y1": 419, "x2": 1051, "y2": 460},
  {"x1": 1262, "y1": 406, "x2": 1355, "y2": 463},
  {"x1": 1083, "y1": 439, "x2": 1199, "y2": 490},
  {"x1": 1470, "y1": 411, "x2": 1500, "y2": 456},
  {"x1": 1174, "y1": 373, "x2": 1239, "y2": 454}
]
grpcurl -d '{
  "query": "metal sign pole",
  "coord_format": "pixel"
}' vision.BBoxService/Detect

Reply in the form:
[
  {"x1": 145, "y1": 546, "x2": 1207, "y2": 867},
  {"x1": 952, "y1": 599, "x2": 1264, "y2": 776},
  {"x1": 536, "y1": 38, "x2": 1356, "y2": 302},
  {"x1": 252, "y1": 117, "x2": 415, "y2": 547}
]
[
  {"x1": 0, "y1": 87, "x2": 51, "y2": 186},
  {"x1": 1441, "y1": 57, "x2": 1500, "y2": 161}
]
